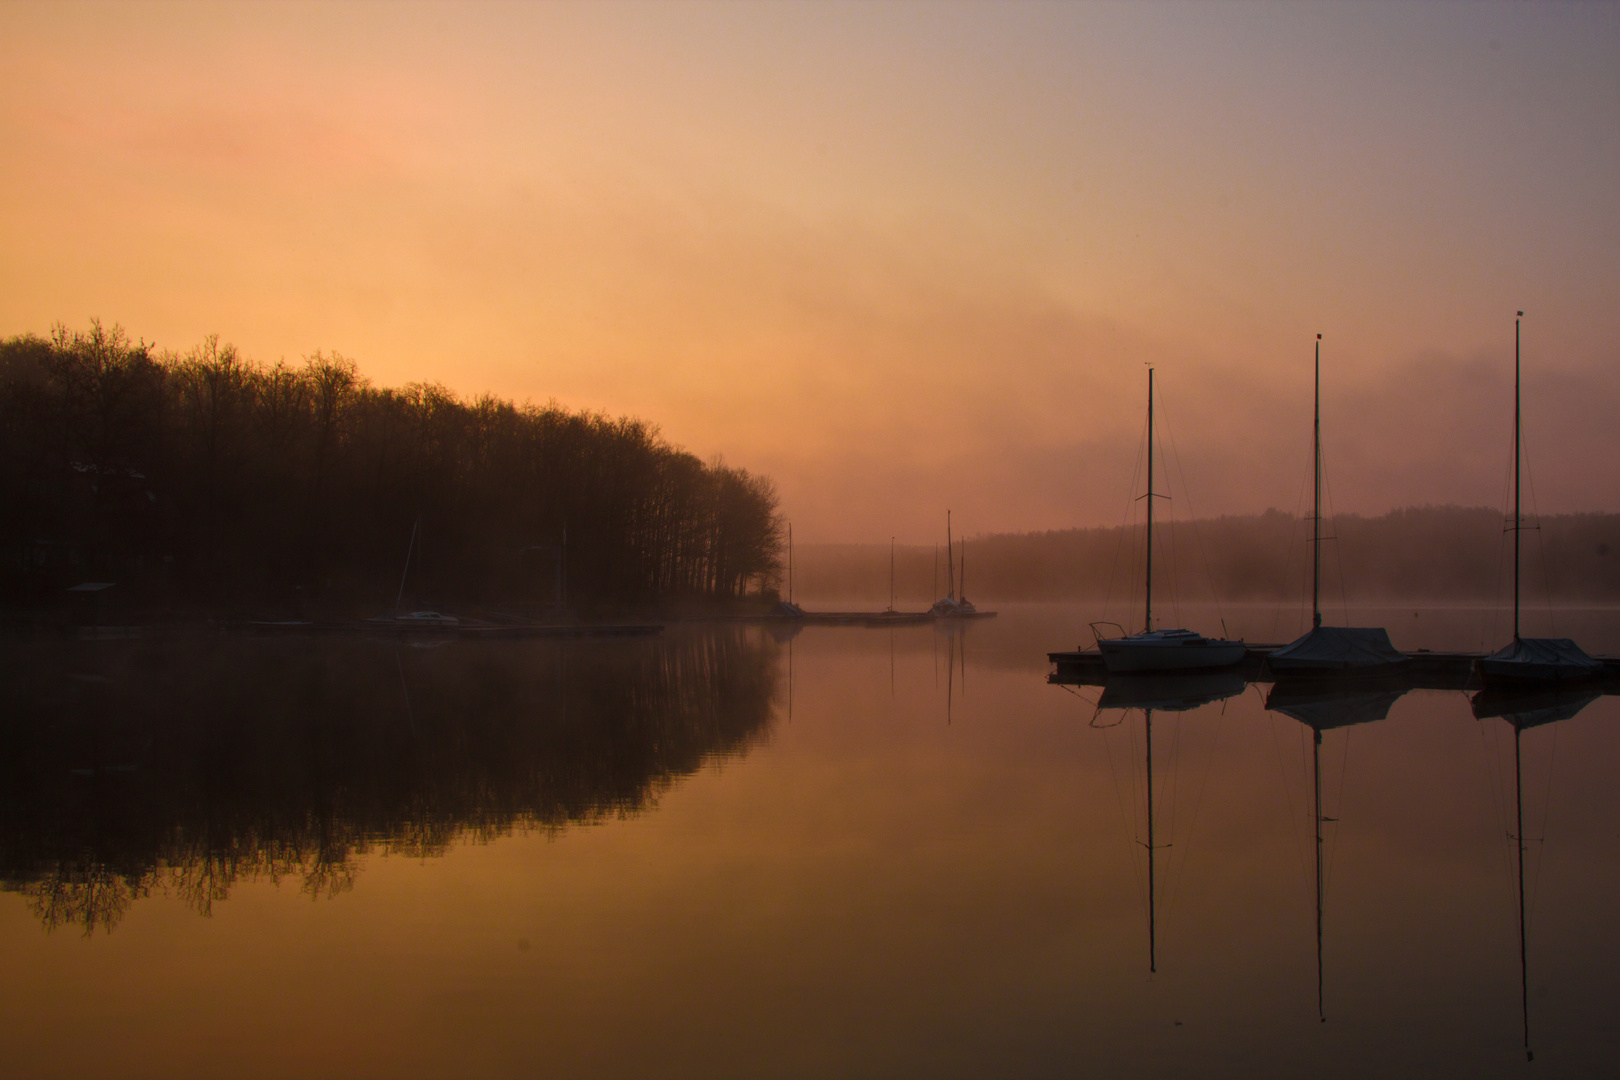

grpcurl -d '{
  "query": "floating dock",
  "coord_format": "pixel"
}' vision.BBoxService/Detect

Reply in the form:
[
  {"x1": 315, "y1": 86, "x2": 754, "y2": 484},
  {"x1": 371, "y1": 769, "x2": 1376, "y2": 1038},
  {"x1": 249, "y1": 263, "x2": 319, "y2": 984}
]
[{"x1": 1048, "y1": 645, "x2": 1620, "y2": 690}]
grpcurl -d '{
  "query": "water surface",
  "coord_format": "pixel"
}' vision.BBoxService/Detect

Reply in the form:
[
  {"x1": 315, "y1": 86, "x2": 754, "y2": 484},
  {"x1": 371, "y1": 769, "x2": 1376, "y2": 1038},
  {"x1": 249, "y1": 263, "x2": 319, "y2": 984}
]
[{"x1": 2, "y1": 606, "x2": 1617, "y2": 1078}]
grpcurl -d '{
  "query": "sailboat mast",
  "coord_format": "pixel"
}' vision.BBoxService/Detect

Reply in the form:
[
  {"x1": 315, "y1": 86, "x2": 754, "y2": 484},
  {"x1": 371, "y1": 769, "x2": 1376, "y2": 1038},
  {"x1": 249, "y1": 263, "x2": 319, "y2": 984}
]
[
  {"x1": 1313, "y1": 336, "x2": 1322, "y2": 630},
  {"x1": 1146, "y1": 707, "x2": 1157, "y2": 974},
  {"x1": 947, "y1": 511, "x2": 955, "y2": 601},
  {"x1": 889, "y1": 537, "x2": 896, "y2": 611},
  {"x1": 395, "y1": 516, "x2": 420, "y2": 613},
  {"x1": 1514, "y1": 313, "x2": 1522, "y2": 643},
  {"x1": 1146, "y1": 368, "x2": 1155, "y2": 634},
  {"x1": 787, "y1": 522, "x2": 793, "y2": 605},
  {"x1": 960, "y1": 539, "x2": 966, "y2": 600}
]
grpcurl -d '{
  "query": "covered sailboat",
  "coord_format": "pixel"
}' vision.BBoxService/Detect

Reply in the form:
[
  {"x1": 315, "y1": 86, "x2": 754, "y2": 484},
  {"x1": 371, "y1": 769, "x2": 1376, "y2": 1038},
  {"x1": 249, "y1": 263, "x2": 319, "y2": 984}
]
[
  {"x1": 1098, "y1": 369, "x2": 1244, "y2": 674},
  {"x1": 1269, "y1": 336, "x2": 1405, "y2": 679},
  {"x1": 1479, "y1": 313, "x2": 1601, "y2": 685}
]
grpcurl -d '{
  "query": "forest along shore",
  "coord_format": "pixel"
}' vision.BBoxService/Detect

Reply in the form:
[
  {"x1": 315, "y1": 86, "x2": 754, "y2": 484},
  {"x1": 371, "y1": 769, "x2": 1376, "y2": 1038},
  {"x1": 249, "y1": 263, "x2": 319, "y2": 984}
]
[{"x1": 1, "y1": 322, "x2": 783, "y2": 620}]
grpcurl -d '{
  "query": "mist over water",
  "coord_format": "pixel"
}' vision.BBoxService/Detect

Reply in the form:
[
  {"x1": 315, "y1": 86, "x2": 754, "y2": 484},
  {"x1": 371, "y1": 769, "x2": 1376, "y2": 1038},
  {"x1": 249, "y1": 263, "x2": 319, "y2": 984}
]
[{"x1": 3, "y1": 4, "x2": 1620, "y2": 1075}]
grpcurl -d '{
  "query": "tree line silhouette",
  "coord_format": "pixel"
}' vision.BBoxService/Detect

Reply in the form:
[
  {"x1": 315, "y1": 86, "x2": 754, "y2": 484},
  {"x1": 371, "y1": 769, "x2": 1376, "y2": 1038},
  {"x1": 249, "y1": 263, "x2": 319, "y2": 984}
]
[{"x1": 1, "y1": 320, "x2": 783, "y2": 611}]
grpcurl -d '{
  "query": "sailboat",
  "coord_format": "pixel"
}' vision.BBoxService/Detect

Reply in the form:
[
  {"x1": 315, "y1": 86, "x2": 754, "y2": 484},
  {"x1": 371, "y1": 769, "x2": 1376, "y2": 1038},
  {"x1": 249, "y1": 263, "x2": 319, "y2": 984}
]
[
  {"x1": 1477, "y1": 313, "x2": 1601, "y2": 684},
  {"x1": 1268, "y1": 335, "x2": 1405, "y2": 678},
  {"x1": 1471, "y1": 683, "x2": 1601, "y2": 1062},
  {"x1": 931, "y1": 511, "x2": 992, "y2": 618},
  {"x1": 1097, "y1": 369, "x2": 1244, "y2": 673}
]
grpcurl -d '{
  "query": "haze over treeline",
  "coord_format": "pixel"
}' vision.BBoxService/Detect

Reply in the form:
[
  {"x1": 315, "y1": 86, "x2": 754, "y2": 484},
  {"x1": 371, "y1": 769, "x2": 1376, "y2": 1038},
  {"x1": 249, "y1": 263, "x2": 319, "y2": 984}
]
[
  {"x1": 795, "y1": 507, "x2": 1620, "y2": 606},
  {"x1": 0, "y1": 321, "x2": 781, "y2": 611}
]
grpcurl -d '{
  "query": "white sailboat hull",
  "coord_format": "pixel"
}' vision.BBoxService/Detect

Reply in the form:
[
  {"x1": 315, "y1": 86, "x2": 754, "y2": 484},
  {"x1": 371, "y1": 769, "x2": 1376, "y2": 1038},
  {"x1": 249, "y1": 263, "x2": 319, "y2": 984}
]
[{"x1": 1098, "y1": 630, "x2": 1246, "y2": 673}]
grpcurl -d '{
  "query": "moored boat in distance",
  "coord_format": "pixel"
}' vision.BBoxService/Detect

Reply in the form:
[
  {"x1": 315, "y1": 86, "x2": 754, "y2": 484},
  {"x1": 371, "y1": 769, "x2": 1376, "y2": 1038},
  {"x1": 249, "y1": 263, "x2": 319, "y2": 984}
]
[
  {"x1": 1268, "y1": 335, "x2": 1406, "y2": 680},
  {"x1": 1096, "y1": 368, "x2": 1242, "y2": 674},
  {"x1": 931, "y1": 510, "x2": 996, "y2": 619},
  {"x1": 1478, "y1": 313, "x2": 1600, "y2": 686}
]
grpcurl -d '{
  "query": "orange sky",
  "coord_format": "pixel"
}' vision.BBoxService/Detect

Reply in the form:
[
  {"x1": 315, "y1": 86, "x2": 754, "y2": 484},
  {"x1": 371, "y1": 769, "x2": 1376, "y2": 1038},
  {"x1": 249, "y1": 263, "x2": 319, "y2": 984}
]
[{"x1": 2, "y1": 1, "x2": 1617, "y2": 541}]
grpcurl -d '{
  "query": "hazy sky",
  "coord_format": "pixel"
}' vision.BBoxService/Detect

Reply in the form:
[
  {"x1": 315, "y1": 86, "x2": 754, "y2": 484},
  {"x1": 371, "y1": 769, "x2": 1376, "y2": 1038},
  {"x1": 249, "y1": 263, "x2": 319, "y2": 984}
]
[{"x1": 3, "y1": 1, "x2": 1616, "y2": 541}]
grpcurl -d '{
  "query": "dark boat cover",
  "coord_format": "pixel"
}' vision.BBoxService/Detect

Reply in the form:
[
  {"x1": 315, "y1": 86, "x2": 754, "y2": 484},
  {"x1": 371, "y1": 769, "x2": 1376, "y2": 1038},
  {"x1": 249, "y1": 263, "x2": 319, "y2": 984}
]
[
  {"x1": 1268, "y1": 626, "x2": 1406, "y2": 671},
  {"x1": 1477, "y1": 637, "x2": 1601, "y2": 684}
]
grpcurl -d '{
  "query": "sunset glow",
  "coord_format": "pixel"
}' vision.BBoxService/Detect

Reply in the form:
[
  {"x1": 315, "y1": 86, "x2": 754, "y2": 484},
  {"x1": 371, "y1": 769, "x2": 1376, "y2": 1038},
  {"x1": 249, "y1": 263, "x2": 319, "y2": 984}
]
[{"x1": 3, "y1": 1, "x2": 1616, "y2": 540}]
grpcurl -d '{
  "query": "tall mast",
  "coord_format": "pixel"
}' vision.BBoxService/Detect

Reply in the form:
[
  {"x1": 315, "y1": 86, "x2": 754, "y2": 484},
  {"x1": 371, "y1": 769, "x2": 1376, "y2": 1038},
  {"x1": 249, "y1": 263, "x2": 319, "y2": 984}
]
[
  {"x1": 395, "y1": 516, "x2": 420, "y2": 613},
  {"x1": 947, "y1": 511, "x2": 955, "y2": 601},
  {"x1": 1146, "y1": 368, "x2": 1155, "y2": 634},
  {"x1": 787, "y1": 522, "x2": 794, "y2": 605},
  {"x1": 889, "y1": 536, "x2": 896, "y2": 612},
  {"x1": 1514, "y1": 313, "x2": 1523, "y2": 643},
  {"x1": 959, "y1": 539, "x2": 966, "y2": 600},
  {"x1": 1313, "y1": 335, "x2": 1323, "y2": 630}
]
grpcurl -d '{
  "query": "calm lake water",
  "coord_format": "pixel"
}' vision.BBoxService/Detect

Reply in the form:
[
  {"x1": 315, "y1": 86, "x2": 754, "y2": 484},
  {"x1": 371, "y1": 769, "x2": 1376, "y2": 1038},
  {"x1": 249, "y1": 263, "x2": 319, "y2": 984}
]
[{"x1": 2, "y1": 604, "x2": 1617, "y2": 1078}]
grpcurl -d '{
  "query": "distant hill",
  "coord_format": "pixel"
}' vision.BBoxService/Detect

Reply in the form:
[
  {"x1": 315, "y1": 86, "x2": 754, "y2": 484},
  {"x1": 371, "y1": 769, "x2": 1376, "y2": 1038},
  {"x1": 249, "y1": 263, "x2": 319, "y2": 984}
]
[{"x1": 794, "y1": 507, "x2": 1620, "y2": 604}]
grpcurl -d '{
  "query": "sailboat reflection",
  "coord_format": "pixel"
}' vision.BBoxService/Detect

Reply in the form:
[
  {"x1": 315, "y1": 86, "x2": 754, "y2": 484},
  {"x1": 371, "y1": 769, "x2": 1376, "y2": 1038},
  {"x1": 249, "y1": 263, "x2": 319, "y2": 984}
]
[
  {"x1": 936, "y1": 618, "x2": 973, "y2": 723},
  {"x1": 1265, "y1": 680, "x2": 1404, "y2": 1022},
  {"x1": 1470, "y1": 684, "x2": 1601, "y2": 1063},
  {"x1": 1093, "y1": 672, "x2": 1245, "y2": 973},
  {"x1": 1097, "y1": 671, "x2": 1246, "y2": 713}
]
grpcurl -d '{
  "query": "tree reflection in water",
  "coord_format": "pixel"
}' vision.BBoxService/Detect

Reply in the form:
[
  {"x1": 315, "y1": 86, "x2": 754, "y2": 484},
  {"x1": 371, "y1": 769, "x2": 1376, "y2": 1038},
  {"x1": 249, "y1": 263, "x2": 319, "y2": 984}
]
[{"x1": 0, "y1": 629, "x2": 778, "y2": 934}]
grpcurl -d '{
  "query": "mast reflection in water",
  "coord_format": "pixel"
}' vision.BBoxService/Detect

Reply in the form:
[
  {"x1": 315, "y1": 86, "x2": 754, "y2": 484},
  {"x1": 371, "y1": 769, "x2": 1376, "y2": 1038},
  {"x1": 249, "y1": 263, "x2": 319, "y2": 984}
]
[
  {"x1": 1471, "y1": 684, "x2": 1602, "y2": 1064},
  {"x1": 1265, "y1": 679, "x2": 1406, "y2": 1023},
  {"x1": 3, "y1": 607, "x2": 1618, "y2": 1078},
  {"x1": 0, "y1": 630, "x2": 778, "y2": 934}
]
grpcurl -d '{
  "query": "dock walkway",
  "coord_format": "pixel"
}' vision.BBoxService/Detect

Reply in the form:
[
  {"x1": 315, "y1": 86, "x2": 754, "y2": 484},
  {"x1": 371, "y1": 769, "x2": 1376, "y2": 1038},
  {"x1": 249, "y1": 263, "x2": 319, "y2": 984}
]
[{"x1": 1048, "y1": 645, "x2": 1620, "y2": 689}]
